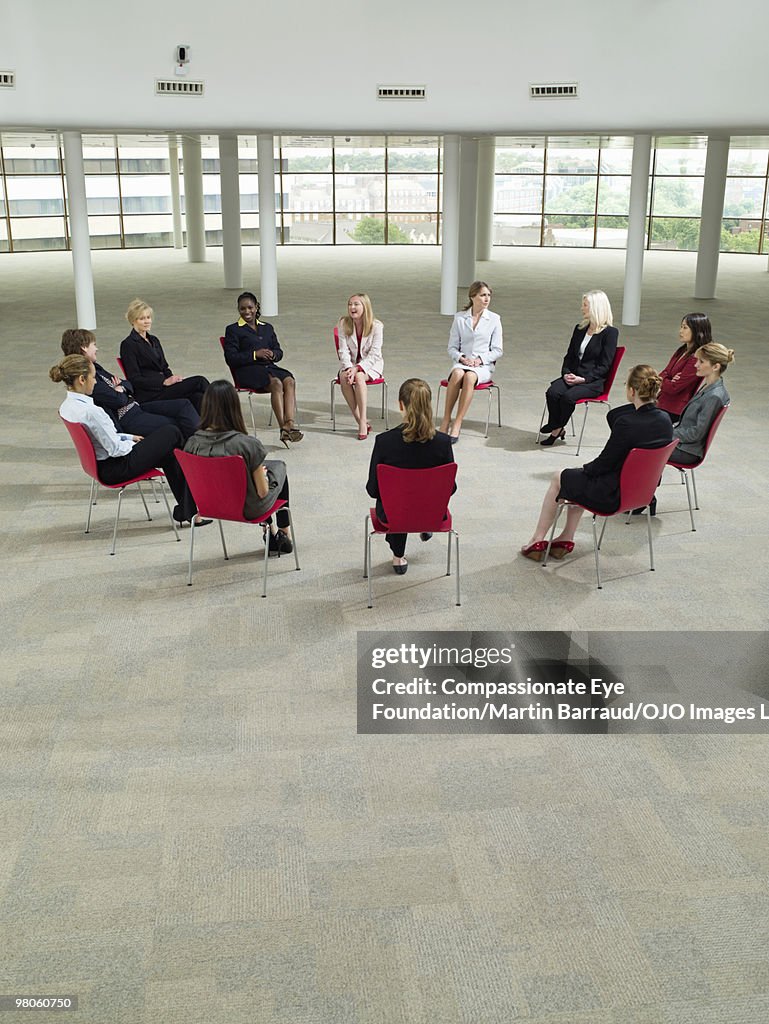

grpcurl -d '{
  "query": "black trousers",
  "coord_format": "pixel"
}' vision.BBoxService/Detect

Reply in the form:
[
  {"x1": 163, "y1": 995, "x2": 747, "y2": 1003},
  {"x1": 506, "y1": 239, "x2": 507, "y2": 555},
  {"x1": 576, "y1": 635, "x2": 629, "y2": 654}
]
[
  {"x1": 140, "y1": 376, "x2": 210, "y2": 413},
  {"x1": 545, "y1": 377, "x2": 604, "y2": 430},
  {"x1": 264, "y1": 479, "x2": 291, "y2": 529},
  {"x1": 97, "y1": 424, "x2": 196, "y2": 521},
  {"x1": 670, "y1": 447, "x2": 700, "y2": 466},
  {"x1": 121, "y1": 398, "x2": 200, "y2": 440}
]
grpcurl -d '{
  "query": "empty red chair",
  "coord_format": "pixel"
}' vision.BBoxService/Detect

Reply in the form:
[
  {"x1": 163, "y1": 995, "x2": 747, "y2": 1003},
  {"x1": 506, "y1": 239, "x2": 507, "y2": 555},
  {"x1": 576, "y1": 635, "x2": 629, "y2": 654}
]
[
  {"x1": 174, "y1": 449, "x2": 300, "y2": 594},
  {"x1": 60, "y1": 415, "x2": 179, "y2": 555},
  {"x1": 364, "y1": 463, "x2": 459, "y2": 607}
]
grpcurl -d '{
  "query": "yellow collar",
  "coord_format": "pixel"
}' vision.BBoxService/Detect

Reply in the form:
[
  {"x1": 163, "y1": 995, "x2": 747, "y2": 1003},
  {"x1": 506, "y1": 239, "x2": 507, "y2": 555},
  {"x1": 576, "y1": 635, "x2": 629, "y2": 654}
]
[{"x1": 237, "y1": 317, "x2": 262, "y2": 327}]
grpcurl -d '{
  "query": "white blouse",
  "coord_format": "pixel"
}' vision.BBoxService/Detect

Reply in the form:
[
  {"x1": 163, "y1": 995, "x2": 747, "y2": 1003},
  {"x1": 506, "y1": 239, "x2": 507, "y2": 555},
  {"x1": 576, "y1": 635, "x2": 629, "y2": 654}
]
[{"x1": 60, "y1": 391, "x2": 135, "y2": 460}]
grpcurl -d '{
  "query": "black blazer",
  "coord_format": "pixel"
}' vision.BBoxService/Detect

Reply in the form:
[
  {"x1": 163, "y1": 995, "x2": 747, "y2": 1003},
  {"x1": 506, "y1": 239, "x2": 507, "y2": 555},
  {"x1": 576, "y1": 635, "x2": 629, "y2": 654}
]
[
  {"x1": 119, "y1": 329, "x2": 172, "y2": 401},
  {"x1": 367, "y1": 426, "x2": 455, "y2": 519},
  {"x1": 561, "y1": 325, "x2": 619, "y2": 385},
  {"x1": 91, "y1": 361, "x2": 137, "y2": 427},
  {"x1": 580, "y1": 403, "x2": 673, "y2": 511}
]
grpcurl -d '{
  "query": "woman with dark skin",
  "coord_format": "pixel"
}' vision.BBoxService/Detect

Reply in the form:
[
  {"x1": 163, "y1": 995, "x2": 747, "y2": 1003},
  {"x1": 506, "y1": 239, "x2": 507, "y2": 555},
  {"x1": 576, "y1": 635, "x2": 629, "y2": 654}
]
[{"x1": 223, "y1": 292, "x2": 302, "y2": 446}]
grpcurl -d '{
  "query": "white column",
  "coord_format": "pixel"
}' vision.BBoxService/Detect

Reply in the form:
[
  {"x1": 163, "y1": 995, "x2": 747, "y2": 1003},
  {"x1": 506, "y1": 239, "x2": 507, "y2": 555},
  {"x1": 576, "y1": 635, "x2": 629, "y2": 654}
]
[
  {"x1": 182, "y1": 134, "x2": 206, "y2": 262},
  {"x1": 621, "y1": 134, "x2": 652, "y2": 326},
  {"x1": 440, "y1": 135, "x2": 461, "y2": 315},
  {"x1": 168, "y1": 138, "x2": 183, "y2": 249},
  {"x1": 476, "y1": 137, "x2": 495, "y2": 261},
  {"x1": 695, "y1": 136, "x2": 729, "y2": 299},
  {"x1": 458, "y1": 137, "x2": 478, "y2": 287},
  {"x1": 219, "y1": 134, "x2": 242, "y2": 289},
  {"x1": 257, "y1": 133, "x2": 278, "y2": 316},
  {"x1": 62, "y1": 131, "x2": 96, "y2": 330}
]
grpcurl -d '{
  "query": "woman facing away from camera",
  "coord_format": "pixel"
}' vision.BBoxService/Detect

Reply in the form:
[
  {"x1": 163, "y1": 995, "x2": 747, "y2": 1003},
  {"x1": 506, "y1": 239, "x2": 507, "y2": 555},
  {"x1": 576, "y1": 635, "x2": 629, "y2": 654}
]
[
  {"x1": 539, "y1": 289, "x2": 618, "y2": 446},
  {"x1": 51, "y1": 354, "x2": 207, "y2": 527},
  {"x1": 522, "y1": 364, "x2": 673, "y2": 560},
  {"x1": 184, "y1": 380, "x2": 293, "y2": 554},
  {"x1": 439, "y1": 280, "x2": 502, "y2": 443},
  {"x1": 367, "y1": 378, "x2": 455, "y2": 574},
  {"x1": 335, "y1": 292, "x2": 384, "y2": 439},
  {"x1": 222, "y1": 291, "x2": 302, "y2": 447},
  {"x1": 656, "y1": 313, "x2": 713, "y2": 423}
]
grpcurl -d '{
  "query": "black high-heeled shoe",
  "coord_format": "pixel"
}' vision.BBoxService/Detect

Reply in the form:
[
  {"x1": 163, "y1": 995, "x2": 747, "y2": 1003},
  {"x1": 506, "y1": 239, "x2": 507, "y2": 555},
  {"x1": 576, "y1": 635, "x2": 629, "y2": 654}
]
[
  {"x1": 540, "y1": 428, "x2": 566, "y2": 447},
  {"x1": 631, "y1": 497, "x2": 657, "y2": 516}
]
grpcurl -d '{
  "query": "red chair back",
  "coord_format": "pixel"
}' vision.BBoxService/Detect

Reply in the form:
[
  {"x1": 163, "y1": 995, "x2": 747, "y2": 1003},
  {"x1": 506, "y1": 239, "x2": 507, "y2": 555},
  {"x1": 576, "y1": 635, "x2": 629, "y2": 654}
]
[
  {"x1": 700, "y1": 403, "x2": 729, "y2": 461},
  {"x1": 174, "y1": 449, "x2": 249, "y2": 522},
  {"x1": 116, "y1": 357, "x2": 127, "y2": 378},
  {"x1": 60, "y1": 416, "x2": 100, "y2": 482},
  {"x1": 616, "y1": 441, "x2": 679, "y2": 512},
  {"x1": 596, "y1": 345, "x2": 625, "y2": 401},
  {"x1": 376, "y1": 463, "x2": 457, "y2": 532},
  {"x1": 333, "y1": 326, "x2": 340, "y2": 357}
]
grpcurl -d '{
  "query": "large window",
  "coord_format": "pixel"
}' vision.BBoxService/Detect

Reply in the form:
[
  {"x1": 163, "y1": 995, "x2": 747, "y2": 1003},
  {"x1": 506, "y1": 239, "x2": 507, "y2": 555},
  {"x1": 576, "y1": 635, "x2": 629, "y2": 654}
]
[{"x1": 3, "y1": 133, "x2": 769, "y2": 254}]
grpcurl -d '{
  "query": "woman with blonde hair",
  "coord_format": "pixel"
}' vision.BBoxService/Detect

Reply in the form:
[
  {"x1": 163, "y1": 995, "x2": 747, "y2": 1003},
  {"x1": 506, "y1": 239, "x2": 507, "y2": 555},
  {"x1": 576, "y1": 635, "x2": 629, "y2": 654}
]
[
  {"x1": 51, "y1": 354, "x2": 206, "y2": 526},
  {"x1": 522, "y1": 365, "x2": 672, "y2": 560},
  {"x1": 119, "y1": 298, "x2": 209, "y2": 413},
  {"x1": 440, "y1": 280, "x2": 502, "y2": 443},
  {"x1": 367, "y1": 378, "x2": 455, "y2": 573},
  {"x1": 540, "y1": 289, "x2": 618, "y2": 445},
  {"x1": 336, "y1": 293, "x2": 384, "y2": 439}
]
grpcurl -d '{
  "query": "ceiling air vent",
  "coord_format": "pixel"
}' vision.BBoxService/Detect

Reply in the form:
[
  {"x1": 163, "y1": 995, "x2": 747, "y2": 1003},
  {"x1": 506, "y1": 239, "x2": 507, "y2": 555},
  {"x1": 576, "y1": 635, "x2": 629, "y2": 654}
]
[
  {"x1": 530, "y1": 82, "x2": 578, "y2": 99},
  {"x1": 155, "y1": 79, "x2": 204, "y2": 96},
  {"x1": 0, "y1": 71, "x2": 15, "y2": 88},
  {"x1": 377, "y1": 85, "x2": 426, "y2": 100}
]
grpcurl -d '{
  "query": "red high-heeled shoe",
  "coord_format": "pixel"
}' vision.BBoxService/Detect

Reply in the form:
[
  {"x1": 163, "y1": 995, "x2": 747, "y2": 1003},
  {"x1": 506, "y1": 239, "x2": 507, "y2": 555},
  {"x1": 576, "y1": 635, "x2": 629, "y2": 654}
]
[{"x1": 548, "y1": 540, "x2": 575, "y2": 559}]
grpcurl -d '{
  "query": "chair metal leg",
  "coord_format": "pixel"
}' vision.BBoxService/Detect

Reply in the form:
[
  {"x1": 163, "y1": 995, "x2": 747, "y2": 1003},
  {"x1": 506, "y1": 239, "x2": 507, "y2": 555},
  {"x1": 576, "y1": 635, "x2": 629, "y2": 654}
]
[
  {"x1": 187, "y1": 520, "x2": 196, "y2": 584},
  {"x1": 382, "y1": 381, "x2": 389, "y2": 427},
  {"x1": 261, "y1": 524, "x2": 270, "y2": 598},
  {"x1": 575, "y1": 404, "x2": 590, "y2": 457},
  {"x1": 691, "y1": 468, "x2": 699, "y2": 509},
  {"x1": 363, "y1": 515, "x2": 369, "y2": 579},
  {"x1": 682, "y1": 472, "x2": 697, "y2": 531},
  {"x1": 484, "y1": 388, "x2": 492, "y2": 438},
  {"x1": 331, "y1": 379, "x2": 337, "y2": 431},
  {"x1": 645, "y1": 506, "x2": 655, "y2": 571},
  {"x1": 446, "y1": 532, "x2": 452, "y2": 575},
  {"x1": 597, "y1": 517, "x2": 608, "y2": 549},
  {"x1": 158, "y1": 480, "x2": 180, "y2": 542},
  {"x1": 247, "y1": 393, "x2": 258, "y2": 436},
  {"x1": 537, "y1": 401, "x2": 547, "y2": 444},
  {"x1": 110, "y1": 489, "x2": 126, "y2": 555},
  {"x1": 454, "y1": 532, "x2": 461, "y2": 606},
  {"x1": 435, "y1": 383, "x2": 444, "y2": 420},
  {"x1": 367, "y1": 533, "x2": 374, "y2": 608},
  {"x1": 591, "y1": 515, "x2": 603, "y2": 589},
  {"x1": 542, "y1": 503, "x2": 565, "y2": 566},
  {"x1": 149, "y1": 479, "x2": 160, "y2": 503},
  {"x1": 85, "y1": 479, "x2": 97, "y2": 533},
  {"x1": 136, "y1": 482, "x2": 153, "y2": 521},
  {"x1": 218, "y1": 520, "x2": 228, "y2": 559},
  {"x1": 285, "y1": 507, "x2": 300, "y2": 571},
  {"x1": 496, "y1": 384, "x2": 501, "y2": 428}
]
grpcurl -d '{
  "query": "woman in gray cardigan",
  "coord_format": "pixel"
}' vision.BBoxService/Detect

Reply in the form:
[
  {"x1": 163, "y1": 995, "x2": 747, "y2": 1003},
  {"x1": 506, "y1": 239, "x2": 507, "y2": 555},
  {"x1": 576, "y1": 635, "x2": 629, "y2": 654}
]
[
  {"x1": 670, "y1": 342, "x2": 734, "y2": 465},
  {"x1": 184, "y1": 380, "x2": 293, "y2": 554}
]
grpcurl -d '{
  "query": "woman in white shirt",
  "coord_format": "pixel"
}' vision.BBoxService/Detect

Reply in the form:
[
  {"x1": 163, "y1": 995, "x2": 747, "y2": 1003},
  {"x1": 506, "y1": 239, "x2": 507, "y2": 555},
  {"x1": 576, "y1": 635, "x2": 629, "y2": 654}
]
[
  {"x1": 336, "y1": 293, "x2": 384, "y2": 440},
  {"x1": 51, "y1": 354, "x2": 206, "y2": 526},
  {"x1": 439, "y1": 281, "x2": 502, "y2": 443}
]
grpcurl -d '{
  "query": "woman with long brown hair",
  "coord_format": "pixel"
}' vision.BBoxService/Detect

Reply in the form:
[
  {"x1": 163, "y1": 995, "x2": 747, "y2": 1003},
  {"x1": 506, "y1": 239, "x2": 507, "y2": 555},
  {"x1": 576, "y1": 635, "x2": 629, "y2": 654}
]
[
  {"x1": 184, "y1": 380, "x2": 293, "y2": 553},
  {"x1": 367, "y1": 378, "x2": 455, "y2": 573},
  {"x1": 657, "y1": 313, "x2": 712, "y2": 423}
]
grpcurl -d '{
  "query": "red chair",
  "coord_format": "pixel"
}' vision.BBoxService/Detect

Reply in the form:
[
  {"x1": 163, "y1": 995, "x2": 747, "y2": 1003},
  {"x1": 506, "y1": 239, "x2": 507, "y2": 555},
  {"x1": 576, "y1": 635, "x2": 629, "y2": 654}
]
[
  {"x1": 116, "y1": 356, "x2": 127, "y2": 378},
  {"x1": 59, "y1": 415, "x2": 179, "y2": 555},
  {"x1": 218, "y1": 337, "x2": 274, "y2": 435},
  {"x1": 364, "y1": 463, "x2": 460, "y2": 608},
  {"x1": 667, "y1": 404, "x2": 729, "y2": 531},
  {"x1": 435, "y1": 377, "x2": 501, "y2": 438},
  {"x1": 542, "y1": 440, "x2": 678, "y2": 588},
  {"x1": 538, "y1": 346, "x2": 626, "y2": 456},
  {"x1": 174, "y1": 449, "x2": 300, "y2": 594},
  {"x1": 330, "y1": 327, "x2": 388, "y2": 431}
]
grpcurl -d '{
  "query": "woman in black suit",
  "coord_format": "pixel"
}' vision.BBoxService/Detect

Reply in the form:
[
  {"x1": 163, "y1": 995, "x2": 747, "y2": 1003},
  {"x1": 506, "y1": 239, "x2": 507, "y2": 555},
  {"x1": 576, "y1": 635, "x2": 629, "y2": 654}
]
[
  {"x1": 521, "y1": 365, "x2": 673, "y2": 560},
  {"x1": 367, "y1": 378, "x2": 455, "y2": 574},
  {"x1": 540, "y1": 290, "x2": 619, "y2": 445},
  {"x1": 223, "y1": 291, "x2": 302, "y2": 446},
  {"x1": 119, "y1": 298, "x2": 209, "y2": 413}
]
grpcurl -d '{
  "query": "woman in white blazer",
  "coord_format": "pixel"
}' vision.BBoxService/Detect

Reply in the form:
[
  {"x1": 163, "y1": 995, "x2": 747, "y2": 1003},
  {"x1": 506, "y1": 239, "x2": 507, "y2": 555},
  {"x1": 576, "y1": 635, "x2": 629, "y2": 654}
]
[
  {"x1": 336, "y1": 292, "x2": 384, "y2": 439},
  {"x1": 439, "y1": 281, "x2": 503, "y2": 443}
]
